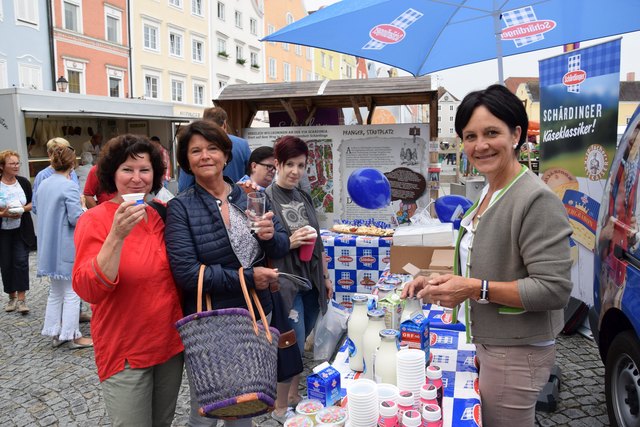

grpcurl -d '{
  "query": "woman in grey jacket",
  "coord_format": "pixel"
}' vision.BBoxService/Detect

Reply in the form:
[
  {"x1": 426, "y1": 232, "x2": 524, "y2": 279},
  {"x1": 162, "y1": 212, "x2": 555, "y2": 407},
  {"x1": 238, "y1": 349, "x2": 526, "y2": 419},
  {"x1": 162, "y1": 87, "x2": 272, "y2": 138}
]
[{"x1": 403, "y1": 85, "x2": 572, "y2": 426}]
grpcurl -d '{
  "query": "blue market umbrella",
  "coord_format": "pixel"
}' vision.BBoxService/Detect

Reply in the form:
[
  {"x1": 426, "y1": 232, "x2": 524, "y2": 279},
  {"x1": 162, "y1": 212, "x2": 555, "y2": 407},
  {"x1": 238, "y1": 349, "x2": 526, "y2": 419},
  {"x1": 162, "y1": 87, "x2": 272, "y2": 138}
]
[{"x1": 263, "y1": 0, "x2": 640, "y2": 82}]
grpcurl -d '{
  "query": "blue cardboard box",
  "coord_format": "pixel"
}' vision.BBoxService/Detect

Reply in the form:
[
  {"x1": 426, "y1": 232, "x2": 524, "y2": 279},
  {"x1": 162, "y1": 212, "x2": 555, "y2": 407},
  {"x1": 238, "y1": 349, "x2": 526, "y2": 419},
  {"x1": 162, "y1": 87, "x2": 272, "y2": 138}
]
[{"x1": 306, "y1": 365, "x2": 341, "y2": 407}]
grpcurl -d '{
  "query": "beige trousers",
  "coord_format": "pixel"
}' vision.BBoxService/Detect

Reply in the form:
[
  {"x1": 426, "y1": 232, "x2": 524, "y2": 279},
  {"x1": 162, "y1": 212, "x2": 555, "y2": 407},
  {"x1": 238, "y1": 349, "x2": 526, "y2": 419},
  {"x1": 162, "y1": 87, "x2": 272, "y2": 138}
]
[{"x1": 475, "y1": 343, "x2": 555, "y2": 426}]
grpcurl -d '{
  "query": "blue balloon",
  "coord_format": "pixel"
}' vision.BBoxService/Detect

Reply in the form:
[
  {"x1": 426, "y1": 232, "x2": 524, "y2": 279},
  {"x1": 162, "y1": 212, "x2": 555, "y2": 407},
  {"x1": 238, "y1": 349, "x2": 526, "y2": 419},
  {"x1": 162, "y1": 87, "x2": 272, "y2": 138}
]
[
  {"x1": 434, "y1": 195, "x2": 473, "y2": 229},
  {"x1": 347, "y1": 168, "x2": 391, "y2": 210}
]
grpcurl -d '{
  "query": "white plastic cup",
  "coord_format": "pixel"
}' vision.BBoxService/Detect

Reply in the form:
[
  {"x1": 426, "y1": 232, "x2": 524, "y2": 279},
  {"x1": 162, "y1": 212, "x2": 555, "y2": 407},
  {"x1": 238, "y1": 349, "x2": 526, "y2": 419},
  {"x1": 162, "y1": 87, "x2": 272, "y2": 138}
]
[{"x1": 121, "y1": 193, "x2": 145, "y2": 205}]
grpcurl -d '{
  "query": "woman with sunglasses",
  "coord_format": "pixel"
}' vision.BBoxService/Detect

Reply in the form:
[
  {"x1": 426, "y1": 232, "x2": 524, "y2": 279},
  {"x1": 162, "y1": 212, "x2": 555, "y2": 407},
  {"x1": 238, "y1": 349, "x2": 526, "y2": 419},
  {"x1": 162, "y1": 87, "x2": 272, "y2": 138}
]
[{"x1": 0, "y1": 150, "x2": 36, "y2": 314}]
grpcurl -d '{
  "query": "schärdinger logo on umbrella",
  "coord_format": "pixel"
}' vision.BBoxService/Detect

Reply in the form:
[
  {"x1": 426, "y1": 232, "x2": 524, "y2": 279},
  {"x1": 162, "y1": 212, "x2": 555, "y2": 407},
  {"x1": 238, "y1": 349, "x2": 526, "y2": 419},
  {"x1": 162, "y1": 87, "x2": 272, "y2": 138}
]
[
  {"x1": 363, "y1": 8, "x2": 423, "y2": 50},
  {"x1": 501, "y1": 5, "x2": 556, "y2": 48}
]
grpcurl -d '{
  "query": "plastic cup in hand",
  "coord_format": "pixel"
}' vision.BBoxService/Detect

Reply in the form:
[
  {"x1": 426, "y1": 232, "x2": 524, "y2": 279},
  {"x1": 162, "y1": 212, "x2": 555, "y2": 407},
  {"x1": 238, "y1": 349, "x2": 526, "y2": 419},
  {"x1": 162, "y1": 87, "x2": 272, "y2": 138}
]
[
  {"x1": 121, "y1": 193, "x2": 145, "y2": 205},
  {"x1": 246, "y1": 192, "x2": 266, "y2": 232},
  {"x1": 299, "y1": 225, "x2": 317, "y2": 262}
]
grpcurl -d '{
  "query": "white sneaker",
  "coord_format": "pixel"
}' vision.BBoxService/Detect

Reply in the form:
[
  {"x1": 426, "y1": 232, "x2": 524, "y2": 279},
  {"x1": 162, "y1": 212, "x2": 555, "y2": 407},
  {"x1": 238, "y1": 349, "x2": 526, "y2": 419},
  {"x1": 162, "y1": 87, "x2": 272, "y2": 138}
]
[{"x1": 270, "y1": 407, "x2": 295, "y2": 424}]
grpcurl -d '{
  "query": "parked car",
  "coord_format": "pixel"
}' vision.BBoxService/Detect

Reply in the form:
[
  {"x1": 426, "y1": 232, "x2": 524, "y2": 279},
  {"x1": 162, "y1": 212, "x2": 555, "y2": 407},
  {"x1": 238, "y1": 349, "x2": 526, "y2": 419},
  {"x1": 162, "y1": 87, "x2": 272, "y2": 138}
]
[{"x1": 591, "y1": 105, "x2": 640, "y2": 427}]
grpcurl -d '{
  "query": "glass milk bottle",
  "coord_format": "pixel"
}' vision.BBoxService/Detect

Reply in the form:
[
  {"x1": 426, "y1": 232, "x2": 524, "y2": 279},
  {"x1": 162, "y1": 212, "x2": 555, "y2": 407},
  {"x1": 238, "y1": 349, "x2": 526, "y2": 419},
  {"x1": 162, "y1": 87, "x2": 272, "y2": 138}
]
[
  {"x1": 362, "y1": 309, "x2": 386, "y2": 380},
  {"x1": 375, "y1": 329, "x2": 399, "y2": 385},
  {"x1": 347, "y1": 295, "x2": 369, "y2": 372}
]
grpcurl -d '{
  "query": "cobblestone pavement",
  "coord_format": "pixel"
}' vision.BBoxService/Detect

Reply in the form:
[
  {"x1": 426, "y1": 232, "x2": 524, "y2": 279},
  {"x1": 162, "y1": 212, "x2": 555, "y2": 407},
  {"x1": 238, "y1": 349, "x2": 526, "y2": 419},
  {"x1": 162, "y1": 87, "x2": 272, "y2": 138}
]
[{"x1": 0, "y1": 253, "x2": 609, "y2": 426}]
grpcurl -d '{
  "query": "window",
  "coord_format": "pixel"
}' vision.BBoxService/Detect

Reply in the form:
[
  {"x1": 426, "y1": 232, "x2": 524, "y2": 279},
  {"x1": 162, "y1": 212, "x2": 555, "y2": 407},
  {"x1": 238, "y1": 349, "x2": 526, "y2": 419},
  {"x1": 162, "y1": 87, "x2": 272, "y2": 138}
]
[
  {"x1": 109, "y1": 77, "x2": 121, "y2": 97},
  {"x1": 306, "y1": 47, "x2": 312, "y2": 60},
  {"x1": 217, "y1": 38, "x2": 227, "y2": 55},
  {"x1": 268, "y1": 58, "x2": 276, "y2": 79},
  {"x1": 169, "y1": 0, "x2": 182, "y2": 7},
  {"x1": 15, "y1": 0, "x2": 38, "y2": 25},
  {"x1": 143, "y1": 23, "x2": 159, "y2": 51},
  {"x1": 235, "y1": 10, "x2": 242, "y2": 28},
  {"x1": 267, "y1": 25, "x2": 275, "y2": 45},
  {"x1": 450, "y1": 105, "x2": 454, "y2": 110},
  {"x1": 235, "y1": 45, "x2": 243, "y2": 61},
  {"x1": 449, "y1": 116, "x2": 453, "y2": 121},
  {"x1": 0, "y1": 60, "x2": 7, "y2": 88},
  {"x1": 169, "y1": 31, "x2": 183, "y2": 57},
  {"x1": 345, "y1": 65, "x2": 353, "y2": 78},
  {"x1": 250, "y1": 18, "x2": 257, "y2": 35},
  {"x1": 63, "y1": 1, "x2": 81, "y2": 32},
  {"x1": 144, "y1": 74, "x2": 159, "y2": 99},
  {"x1": 192, "y1": 38, "x2": 204, "y2": 63},
  {"x1": 296, "y1": 66, "x2": 302, "y2": 82},
  {"x1": 250, "y1": 52, "x2": 259, "y2": 68},
  {"x1": 191, "y1": 0, "x2": 202, "y2": 16},
  {"x1": 283, "y1": 62, "x2": 290, "y2": 82},
  {"x1": 193, "y1": 82, "x2": 205, "y2": 105},
  {"x1": 217, "y1": 1, "x2": 225, "y2": 20},
  {"x1": 171, "y1": 78, "x2": 184, "y2": 102},
  {"x1": 329, "y1": 56, "x2": 334, "y2": 71},
  {"x1": 67, "y1": 70, "x2": 81, "y2": 93},
  {"x1": 18, "y1": 63, "x2": 42, "y2": 90},
  {"x1": 218, "y1": 80, "x2": 227, "y2": 89},
  {"x1": 295, "y1": 45, "x2": 301, "y2": 56},
  {"x1": 282, "y1": 42, "x2": 289, "y2": 51},
  {"x1": 307, "y1": 71, "x2": 313, "y2": 81},
  {"x1": 321, "y1": 52, "x2": 326, "y2": 68},
  {"x1": 438, "y1": 105, "x2": 441, "y2": 110},
  {"x1": 450, "y1": 128, "x2": 454, "y2": 134},
  {"x1": 105, "y1": 7, "x2": 122, "y2": 43}
]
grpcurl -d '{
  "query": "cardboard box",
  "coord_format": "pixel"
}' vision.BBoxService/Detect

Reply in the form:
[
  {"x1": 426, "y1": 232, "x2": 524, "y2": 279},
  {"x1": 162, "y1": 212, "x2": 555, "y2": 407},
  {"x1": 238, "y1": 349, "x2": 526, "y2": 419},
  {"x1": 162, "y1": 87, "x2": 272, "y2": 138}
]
[
  {"x1": 389, "y1": 245, "x2": 455, "y2": 275},
  {"x1": 392, "y1": 224, "x2": 454, "y2": 247},
  {"x1": 307, "y1": 364, "x2": 341, "y2": 407},
  {"x1": 400, "y1": 312, "x2": 430, "y2": 362}
]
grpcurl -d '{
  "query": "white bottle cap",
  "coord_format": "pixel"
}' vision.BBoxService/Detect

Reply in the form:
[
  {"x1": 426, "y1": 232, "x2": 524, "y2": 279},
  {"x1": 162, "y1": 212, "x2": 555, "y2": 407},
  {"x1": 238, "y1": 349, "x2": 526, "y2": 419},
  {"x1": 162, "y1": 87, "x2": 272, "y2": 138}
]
[
  {"x1": 422, "y1": 404, "x2": 442, "y2": 421},
  {"x1": 379, "y1": 400, "x2": 398, "y2": 417},
  {"x1": 397, "y1": 390, "x2": 414, "y2": 406},
  {"x1": 402, "y1": 409, "x2": 422, "y2": 426},
  {"x1": 426, "y1": 365, "x2": 442, "y2": 379},
  {"x1": 420, "y1": 383, "x2": 437, "y2": 400}
]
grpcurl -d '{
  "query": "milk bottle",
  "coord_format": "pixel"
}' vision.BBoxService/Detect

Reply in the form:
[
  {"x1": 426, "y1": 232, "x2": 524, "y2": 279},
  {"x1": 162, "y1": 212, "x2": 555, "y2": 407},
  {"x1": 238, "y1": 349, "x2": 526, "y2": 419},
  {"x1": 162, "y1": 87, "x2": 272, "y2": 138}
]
[
  {"x1": 362, "y1": 309, "x2": 386, "y2": 380},
  {"x1": 375, "y1": 329, "x2": 399, "y2": 385},
  {"x1": 347, "y1": 294, "x2": 369, "y2": 371}
]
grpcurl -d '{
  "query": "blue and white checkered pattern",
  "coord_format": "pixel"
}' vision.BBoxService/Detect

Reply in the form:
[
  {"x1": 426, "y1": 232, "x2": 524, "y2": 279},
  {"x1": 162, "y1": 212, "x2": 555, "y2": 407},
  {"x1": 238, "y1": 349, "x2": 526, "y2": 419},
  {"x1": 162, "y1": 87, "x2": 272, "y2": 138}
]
[
  {"x1": 502, "y1": 6, "x2": 543, "y2": 47},
  {"x1": 567, "y1": 54, "x2": 581, "y2": 93},
  {"x1": 539, "y1": 38, "x2": 621, "y2": 86},
  {"x1": 362, "y1": 8, "x2": 423, "y2": 50}
]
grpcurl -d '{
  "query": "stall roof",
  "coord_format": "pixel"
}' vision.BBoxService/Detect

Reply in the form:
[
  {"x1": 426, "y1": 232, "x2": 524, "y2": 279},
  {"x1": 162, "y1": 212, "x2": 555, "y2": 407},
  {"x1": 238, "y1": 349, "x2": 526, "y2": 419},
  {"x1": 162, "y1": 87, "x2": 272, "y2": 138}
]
[
  {"x1": 22, "y1": 108, "x2": 190, "y2": 122},
  {"x1": 213, "y1": 76, "x2": 438, "y2": 139}
]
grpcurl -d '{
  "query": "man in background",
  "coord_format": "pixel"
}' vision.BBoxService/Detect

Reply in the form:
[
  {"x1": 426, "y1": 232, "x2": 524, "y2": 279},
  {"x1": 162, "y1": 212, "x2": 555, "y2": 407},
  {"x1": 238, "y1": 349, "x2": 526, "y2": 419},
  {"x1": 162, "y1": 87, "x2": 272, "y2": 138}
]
[
  {"x1": 81, "y1": 133, "x2": 102, "y2": 163},
  {"x1": 178, "y1": 106, "x2": 250, "y2": 192},
  {"x1": 150, "y1": 136, "x2": 171, "y2": 188}
]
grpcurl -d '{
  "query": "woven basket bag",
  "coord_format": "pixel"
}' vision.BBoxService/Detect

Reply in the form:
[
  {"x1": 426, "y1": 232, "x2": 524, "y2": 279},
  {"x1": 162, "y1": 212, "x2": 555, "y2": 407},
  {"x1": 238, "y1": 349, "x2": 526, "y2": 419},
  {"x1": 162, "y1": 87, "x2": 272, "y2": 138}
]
[{"x1": 176, "y1": 265, "x2": 280, "y2": 419}]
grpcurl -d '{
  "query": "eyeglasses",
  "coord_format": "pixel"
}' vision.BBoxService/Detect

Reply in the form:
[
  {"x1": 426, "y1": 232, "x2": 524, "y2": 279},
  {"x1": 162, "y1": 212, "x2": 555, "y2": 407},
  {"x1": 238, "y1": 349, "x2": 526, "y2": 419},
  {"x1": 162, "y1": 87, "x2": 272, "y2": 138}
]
[
  {"x1": 257, "y1": 162, "x2": 276, "y2": 172},
  {"x1": 6, "y1": 162, "x2": 21, "y2": 167}
]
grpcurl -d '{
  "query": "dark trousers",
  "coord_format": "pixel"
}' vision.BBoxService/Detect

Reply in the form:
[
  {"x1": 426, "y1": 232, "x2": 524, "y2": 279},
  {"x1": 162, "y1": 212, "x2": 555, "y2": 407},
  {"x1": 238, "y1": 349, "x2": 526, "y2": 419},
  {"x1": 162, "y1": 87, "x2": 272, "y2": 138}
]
[{"x1": 0, "y1": 229, "x2": 30, "y2": 294}]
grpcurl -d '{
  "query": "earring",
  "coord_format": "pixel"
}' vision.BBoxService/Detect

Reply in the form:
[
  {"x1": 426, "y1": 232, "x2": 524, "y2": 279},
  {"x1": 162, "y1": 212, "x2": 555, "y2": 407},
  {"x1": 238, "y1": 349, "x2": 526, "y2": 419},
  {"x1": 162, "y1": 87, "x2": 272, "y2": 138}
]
[{"x1": 513, "y1": 143, "x2": 518, "y2": 149}]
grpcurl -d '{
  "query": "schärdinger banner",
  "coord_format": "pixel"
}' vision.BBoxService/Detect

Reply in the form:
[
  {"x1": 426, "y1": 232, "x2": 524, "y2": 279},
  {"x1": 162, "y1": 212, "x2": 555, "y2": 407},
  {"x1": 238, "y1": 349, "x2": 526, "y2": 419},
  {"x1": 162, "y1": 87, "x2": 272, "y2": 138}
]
[{"x1": 539, "y1": 39, "x2": 621, "y2": 304}]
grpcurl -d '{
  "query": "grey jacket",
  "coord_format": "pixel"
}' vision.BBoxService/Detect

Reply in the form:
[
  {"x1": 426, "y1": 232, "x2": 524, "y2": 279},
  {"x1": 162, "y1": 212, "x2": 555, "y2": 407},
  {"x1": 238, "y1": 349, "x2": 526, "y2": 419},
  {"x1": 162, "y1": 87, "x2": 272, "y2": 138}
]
[{"x1": 457, "y1": 169, "x2": 573, "y2": 346}]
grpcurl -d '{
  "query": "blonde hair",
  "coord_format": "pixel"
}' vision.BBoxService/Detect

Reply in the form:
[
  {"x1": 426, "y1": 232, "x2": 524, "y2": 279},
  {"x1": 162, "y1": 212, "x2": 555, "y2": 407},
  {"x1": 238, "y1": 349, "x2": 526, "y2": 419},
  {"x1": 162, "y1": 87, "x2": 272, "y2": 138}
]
[
  {"x1": 46, "y1": 137, "x2": 71, "y2": 155},
  {"x1": 0, "y1": 150, "x2": 20, "y2": 174},
  {"x1": 50, "y1": 146, "x2": 76, "y2": 171}
]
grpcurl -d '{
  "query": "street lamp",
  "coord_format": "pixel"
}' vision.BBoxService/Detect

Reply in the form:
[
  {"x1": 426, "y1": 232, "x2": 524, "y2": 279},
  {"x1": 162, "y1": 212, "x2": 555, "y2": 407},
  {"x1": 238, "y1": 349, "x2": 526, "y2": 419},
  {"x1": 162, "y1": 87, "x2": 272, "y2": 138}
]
[{"x1": 56, "y1": 76, "x2": 68, "y2": 92}]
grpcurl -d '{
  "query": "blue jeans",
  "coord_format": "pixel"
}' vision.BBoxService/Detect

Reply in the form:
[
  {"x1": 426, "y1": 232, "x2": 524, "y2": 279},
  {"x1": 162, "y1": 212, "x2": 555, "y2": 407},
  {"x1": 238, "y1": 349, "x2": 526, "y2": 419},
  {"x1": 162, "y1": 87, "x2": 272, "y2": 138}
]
[{"x1": 289, "y1": 288, "x2": 320, "y2": 354}]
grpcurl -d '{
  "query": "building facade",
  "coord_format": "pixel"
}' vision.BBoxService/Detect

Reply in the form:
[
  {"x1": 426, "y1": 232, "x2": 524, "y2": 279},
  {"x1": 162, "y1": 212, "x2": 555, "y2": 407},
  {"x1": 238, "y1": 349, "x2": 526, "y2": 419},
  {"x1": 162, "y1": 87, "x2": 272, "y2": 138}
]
[
  {"x1": 51, "y1": 0, "x2": 129, "y2": 97},
  {"x1": 263, "y1": 0, "x2": 312, "y2": 83},
  {"x1": 130, "y1": 0, "x2": 209, "y2": 118},
  {"x1": 0, "y1": 0, "x2": 54, "y2": 91},
  {"x1": 210, "y1": 0, "x2": 264, "y2": 95}
]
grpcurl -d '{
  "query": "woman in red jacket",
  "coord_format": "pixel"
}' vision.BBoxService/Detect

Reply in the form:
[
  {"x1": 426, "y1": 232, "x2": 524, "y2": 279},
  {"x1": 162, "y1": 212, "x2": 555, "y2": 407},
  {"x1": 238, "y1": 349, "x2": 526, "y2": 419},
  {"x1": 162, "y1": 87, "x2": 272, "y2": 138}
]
[{"x1": 72, "y1": 135, "x2": 184, "y2": 427}]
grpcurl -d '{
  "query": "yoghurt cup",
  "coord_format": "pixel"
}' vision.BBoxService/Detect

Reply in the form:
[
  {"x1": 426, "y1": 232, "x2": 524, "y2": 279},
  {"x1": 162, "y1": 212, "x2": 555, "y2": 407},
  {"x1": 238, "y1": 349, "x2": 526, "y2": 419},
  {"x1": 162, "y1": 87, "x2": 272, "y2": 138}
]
[
  {"x1": 284, "y1": 415, "x2": 315, "y2": 427},
  {"x1": 121, "y1": 193, "x2": 145, "y2": 205},
  {"x1": 296, "y1": 398, "x2": 324, "y2": 417},
  {"x1": 315, "y1": 406, "x2": 348, "y2": 426}
]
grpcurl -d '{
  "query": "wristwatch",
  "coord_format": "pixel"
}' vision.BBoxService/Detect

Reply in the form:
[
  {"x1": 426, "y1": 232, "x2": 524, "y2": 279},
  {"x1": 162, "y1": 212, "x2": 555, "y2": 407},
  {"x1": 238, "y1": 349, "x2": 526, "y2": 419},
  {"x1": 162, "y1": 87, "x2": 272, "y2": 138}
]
[{"x1": 477, "y1": 279, "x2": 490, "y2": 304}]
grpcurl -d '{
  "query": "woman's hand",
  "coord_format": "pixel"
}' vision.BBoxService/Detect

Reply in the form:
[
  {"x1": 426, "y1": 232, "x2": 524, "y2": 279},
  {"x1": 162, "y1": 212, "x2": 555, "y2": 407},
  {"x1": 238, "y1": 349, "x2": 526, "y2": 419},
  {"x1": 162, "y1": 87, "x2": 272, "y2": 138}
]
[
  {"x1": 254, "y1": 211, "x2": 275, "y2": 241},
  {"x1": 289, "y1": 226, "x2": 317, "y2": 249},
  {"x1": 109, "y1": 201, "x2": 146, "y2": 240},
  {"x1": 325, "y1": 277, "x2": 333, "y2": 300},
  {"x1": 252, "y1": 267, "x2": 279, "y2": 290},
  {"x1": 417, "y1": 274, "x2": 475, "y2": 308}
]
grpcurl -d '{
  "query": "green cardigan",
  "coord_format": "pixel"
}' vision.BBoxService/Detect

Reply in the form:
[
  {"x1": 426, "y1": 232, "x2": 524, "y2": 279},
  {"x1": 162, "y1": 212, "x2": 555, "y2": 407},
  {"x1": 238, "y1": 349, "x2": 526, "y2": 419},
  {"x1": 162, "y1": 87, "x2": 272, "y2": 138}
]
[{"x1": 456, "y1": 169, "x2": 573, "y2": 346}]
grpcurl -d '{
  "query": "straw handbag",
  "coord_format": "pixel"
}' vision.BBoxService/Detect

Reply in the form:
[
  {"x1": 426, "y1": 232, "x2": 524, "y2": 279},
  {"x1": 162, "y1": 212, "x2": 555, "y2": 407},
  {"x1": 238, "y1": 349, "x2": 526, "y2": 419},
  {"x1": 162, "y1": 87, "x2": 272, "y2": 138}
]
[{"x1": 176, "y1": 265, "x2": 280, "y2": 419}]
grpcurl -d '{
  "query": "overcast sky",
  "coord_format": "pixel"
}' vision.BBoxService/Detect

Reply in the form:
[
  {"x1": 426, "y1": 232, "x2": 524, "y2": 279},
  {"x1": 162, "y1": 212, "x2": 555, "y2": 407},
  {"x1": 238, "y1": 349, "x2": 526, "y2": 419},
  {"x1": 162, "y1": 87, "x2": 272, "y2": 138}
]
[{"x1": 302, "y1": 0, "x2": 640, "y2": 99}]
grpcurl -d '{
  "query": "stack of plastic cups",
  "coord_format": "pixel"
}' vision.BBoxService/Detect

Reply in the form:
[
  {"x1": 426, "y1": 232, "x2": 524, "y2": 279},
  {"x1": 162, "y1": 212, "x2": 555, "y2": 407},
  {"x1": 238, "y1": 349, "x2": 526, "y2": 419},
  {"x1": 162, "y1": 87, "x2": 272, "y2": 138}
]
[
  {"x1": 396, "y1": 349, "x2": 426, "y2": 407},
  {"x1": 347, "y1": 379, "x2": 379, "y2": 426},
  {"x1": 377, "y1": 383, "x2": 400, "y2": 404}
]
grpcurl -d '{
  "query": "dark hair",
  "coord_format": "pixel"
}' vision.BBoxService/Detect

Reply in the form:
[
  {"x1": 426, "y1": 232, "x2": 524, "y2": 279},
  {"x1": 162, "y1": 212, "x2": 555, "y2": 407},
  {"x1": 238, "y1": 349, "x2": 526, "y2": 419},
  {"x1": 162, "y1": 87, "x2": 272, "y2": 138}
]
[
  {"x1": 150, "y1": 136, "x2": 160, "y2": 142},
  {"x1": 97, "y1": 134, "x2": 165, "y2": 193},
  {"x1": 274, "y1": 135, "x2": 308, "y2": 164},
  {"x1": 203, "y1": 107, "x2": 227, "y2": 127},
  {"x1": 455, "y1": 84, "x2": 528, "y2": 150},
  {"x1": 177, "y1": 120, "x2": 233, "y2": 175},
  {"x1": 246, "y1": 146, "x2": 275, "y2": 175},
  {"x1": 50, "y1": 146, "x2": 76, "y2": 171}
]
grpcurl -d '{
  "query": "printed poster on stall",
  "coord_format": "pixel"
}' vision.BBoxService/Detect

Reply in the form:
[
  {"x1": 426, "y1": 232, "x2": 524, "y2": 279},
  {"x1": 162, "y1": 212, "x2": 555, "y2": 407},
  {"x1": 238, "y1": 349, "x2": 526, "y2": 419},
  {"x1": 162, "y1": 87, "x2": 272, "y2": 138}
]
[
  {"x1": 539, "y1": 39, "x2": 621, "y2": 304},
  {"x1": 244, "y1": 124, "x2": 429, "y2": 229}
]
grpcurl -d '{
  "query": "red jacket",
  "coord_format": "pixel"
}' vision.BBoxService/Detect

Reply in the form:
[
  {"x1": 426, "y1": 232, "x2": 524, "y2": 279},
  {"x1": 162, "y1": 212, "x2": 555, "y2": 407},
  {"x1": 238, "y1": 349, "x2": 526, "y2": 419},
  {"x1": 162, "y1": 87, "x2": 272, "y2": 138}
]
[{"x1": 72, "y1": 202, "x2": 184, "y2": 381}]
